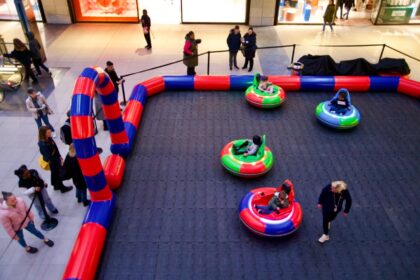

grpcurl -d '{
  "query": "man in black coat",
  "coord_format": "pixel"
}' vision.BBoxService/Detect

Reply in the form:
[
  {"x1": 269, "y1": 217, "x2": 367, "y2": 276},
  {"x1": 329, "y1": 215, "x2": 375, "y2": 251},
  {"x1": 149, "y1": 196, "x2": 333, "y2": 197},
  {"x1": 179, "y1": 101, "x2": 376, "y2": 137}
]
[
  {"x1": 242, "y1": 27, "x2": 257, "y2": 72},
  {"x1": 141, "y1": 9, "x2": 152, "y2": 49},
  {"x1": 227, "y1": 26, "x2": 241, "y2": 70},
  {"x1": 336, "y1": 0, "x2": 345, "y2": 19},
  {"x1": 105, "y1": 61, "x2": 124, "y2": 94}
]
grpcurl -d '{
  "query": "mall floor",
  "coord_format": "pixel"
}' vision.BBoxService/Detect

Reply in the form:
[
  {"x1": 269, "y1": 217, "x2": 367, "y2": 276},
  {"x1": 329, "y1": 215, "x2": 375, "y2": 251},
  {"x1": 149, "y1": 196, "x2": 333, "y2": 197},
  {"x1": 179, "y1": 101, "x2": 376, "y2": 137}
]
[{"x1": 0, "y1": 21, "x2": 419, "y2": 280}]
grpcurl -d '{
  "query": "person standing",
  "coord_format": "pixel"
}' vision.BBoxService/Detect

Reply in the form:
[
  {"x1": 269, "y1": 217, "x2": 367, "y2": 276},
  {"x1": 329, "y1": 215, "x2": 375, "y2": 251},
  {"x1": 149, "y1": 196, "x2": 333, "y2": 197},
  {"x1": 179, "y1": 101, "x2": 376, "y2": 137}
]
[
  {"x1": 227, "y1": 26, "x2": 241, "y2": 70},
  {"x1": 317, "y1": 181, "x2": 352, "y2": 243},
  {"x1": 0, "y1": 192, "x2": 54, "y2": 254},
  {"x1": 183, "y1": 31, "x2": 201, "y2": 76},
  {"x1": 336, "y1": 0, "x2": 344, "y2": 19},
  {"x1": 323, "y1": 0, "x2": 336, "y2": 32},
  {"x1": 2, "y1": 38, "x2": 38, "y2": 84},
  {"x1": 14, "y1": 165, "x2": 58, "y2": 220},
  {"x1": 63, "y1": 144, "x2": 90, "y2": 206},
  {"x1": 141, "y1": 9, "x2": 152, "y2": 49},
  {"x1": 26, "y1": 88, "x2": 56, "y2": 137},
  {"x1": 242, "y1": 27, "x2": 257, "y2": 72},
  {"x1": 38, "y1": 126, "x2": 73, "y2": 193},
  {"x1": 105, "y1": 61, "x2": 124, "y2": 94},
  {"x1": 26, "y1": 31, "x2": 51, "y2": 77}
]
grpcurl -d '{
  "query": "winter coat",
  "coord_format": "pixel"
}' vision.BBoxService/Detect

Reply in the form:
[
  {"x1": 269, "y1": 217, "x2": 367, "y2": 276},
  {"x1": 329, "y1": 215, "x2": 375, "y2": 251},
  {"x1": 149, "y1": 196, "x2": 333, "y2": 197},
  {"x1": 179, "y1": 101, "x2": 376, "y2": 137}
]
[
  {"x1": 27, "y1": 32, "x2": 42, "y2": 60},
  {"x1": 63, "y1": 154, "x2": 87, "y2": 190},
  {"x1": 227, "y1": 30, "x2": 242, "y2": 52},
  {"x1": 0, "y1": 197, "x2": 34, "y2": 238},
  {"x1": 324, "y1": 4, "x2": 336, "y2": 23},
  {"x1": 183, "y1": 35, "x2": 199, "y2": 68},
  {"x1": 3, "y1": 49, "x2": 32, "y2": 66},
  {"x1": 141, "y1": 15, "x2": 151, "y2": 28},
  {"x1": 318, "y1": 184, "x2": 352, "y2": 215},
  {"x1": 26, "y1": 92, "x2": 49, "y2": 119},
  {"x1": 242, "y1": 33, "x2": 257, "y2": 59},
  {"x1": 38, "y1": 138, "x2": 61, "y2": 163},
  {"x1": 17, "y1": 170, "x2": 46, "y2": 196},
  {"x1": 105, "y1": 68, "x2": 121, "y2": 92}
]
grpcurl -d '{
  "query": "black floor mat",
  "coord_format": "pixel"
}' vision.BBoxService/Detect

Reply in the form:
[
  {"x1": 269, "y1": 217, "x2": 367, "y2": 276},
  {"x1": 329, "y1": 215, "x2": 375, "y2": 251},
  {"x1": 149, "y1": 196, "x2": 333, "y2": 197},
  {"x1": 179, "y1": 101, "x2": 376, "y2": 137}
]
[{"x1": 97, "y1": 90, "x2": 420, "y2": 280}]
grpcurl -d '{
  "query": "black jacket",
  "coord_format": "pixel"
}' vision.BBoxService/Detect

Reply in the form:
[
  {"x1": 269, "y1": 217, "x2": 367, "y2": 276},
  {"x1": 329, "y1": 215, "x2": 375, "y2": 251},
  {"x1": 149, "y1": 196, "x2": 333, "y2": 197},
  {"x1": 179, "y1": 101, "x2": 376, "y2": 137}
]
[
  {"x1": 318, "y1": 184, "x2": 352, "y2": 214},
  {"x1": 242, "y1": 33, "x2": 257, "y2": 59},
  {"x1": 38, "y1": 138, "x2": 61, "y2": 163},
  {"x1": 18, "y1": 170, "x2": 45, "y2": 190},
  {"x1": 4, "y1": 49, "x2": 32, "y2": 66},
  {"x1": 227, "y1": 31, "x2": 241, "y2": 52},
  {"x1": 105, "y1": 68, "x2": 121, "y2": 91},
  {"x1": 63, "y1": 155, "x2": 87, "y2": 190},
  {"x1": 141, "y1": 15, "x2": 151, "y2": 27}
]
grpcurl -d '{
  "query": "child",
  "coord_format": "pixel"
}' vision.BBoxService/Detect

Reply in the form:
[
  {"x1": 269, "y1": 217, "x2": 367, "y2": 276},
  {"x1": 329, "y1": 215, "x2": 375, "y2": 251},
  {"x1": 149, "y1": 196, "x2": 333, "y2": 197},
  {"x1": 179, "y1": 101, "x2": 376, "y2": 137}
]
[
  {"x1": 255, "y1": 182, "x2": 291, "y2": 215},
  {"x1": 63, "y1": 144, "x2": 90, "y2": 206},
  {"x1": 257, "y1": 75, "x2": 274, "y2": 94},
  {"x1": 233, "y1": 135, "x2": 262, "y2": 157},
  {"x1": 323, "y1": 0, "x2": 336, "y2": 32},
  {"x1": 329, "y1": 89, "x2": 351, "y2": 115}
]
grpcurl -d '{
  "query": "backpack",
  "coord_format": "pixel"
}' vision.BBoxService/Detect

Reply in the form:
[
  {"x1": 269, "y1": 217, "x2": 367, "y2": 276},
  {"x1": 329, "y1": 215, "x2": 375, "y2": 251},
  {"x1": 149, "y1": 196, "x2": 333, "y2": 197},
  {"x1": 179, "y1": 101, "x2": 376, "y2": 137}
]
[{"x1": 60, "y1": 119, "x2": 72, "y2": 145}]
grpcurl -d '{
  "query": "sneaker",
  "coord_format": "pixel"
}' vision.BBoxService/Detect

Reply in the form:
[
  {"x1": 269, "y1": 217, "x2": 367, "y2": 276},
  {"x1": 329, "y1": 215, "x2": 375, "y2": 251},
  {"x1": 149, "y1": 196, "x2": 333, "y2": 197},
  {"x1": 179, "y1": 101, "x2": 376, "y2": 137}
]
[
  {"x1": 44, "y1": 239, "x2": 54, "y2": 247},
  {"x1": 83, "y1": 200, "x2": 91, "y2": 207},
  {"x1": 52, "y1": 132, "x2": 57, "y2": 138},
  {"x1": 318, "y1": 234, "x2": 330, "y2": 244},
  {"x1": 51, "y1": 209, "x2": 59, "y2": 215},
  {"x1": 26, "y1": 246, "x2": 38, "y2": 253}
]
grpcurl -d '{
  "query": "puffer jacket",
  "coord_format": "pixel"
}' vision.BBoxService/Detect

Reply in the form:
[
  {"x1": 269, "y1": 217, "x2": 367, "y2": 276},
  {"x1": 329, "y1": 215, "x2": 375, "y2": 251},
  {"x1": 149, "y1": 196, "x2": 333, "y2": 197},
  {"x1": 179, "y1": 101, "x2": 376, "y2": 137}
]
[
  {"x1": 26, "y1": 92, "x2": 49, "y2": 119},
  {"x1": 0, "y1": 197, "x2": 34, "y2": 238},
  {"x1": 183, "y1": 35, "x2": 199, "y2": 68}
]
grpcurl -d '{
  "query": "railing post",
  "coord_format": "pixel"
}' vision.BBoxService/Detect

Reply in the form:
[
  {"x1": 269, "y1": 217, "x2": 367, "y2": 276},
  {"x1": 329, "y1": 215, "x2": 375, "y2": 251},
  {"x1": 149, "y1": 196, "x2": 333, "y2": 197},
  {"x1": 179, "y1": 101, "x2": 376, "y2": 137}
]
[
  {"x1": 120, "y1": 77, "x2": 127, "y2": 106},
  {"x1": 291, "y1": 44, "x2": 296, "y2": 64},
  {"x1": 207, "y1": 51, "x2": 210, "y2": 75},
  {"x1": 379, "y1": 44, "x2": 386, "y2": 62}
]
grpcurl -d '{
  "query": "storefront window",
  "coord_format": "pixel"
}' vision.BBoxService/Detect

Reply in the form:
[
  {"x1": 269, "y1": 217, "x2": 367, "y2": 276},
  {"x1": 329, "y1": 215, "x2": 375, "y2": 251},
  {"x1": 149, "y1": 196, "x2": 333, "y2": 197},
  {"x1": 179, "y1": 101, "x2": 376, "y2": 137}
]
[
  {"x1": 372, "y1": 0, "x2": 420, "y2": 23},
  {"x1": 72, "y1": 0, "x2": 139, "y2": 22},
  {"x1": 277, "y1": 0, "x2": 377, "y2": 23},
  {"x1": 182, "y1": 0, "x2": 247, "y2": 23},
  {"x1": 139, "y1": 0, "x2": 181, "y2": 24},
  {"x1": 0, "y1": 0, "x2": 42, "y2": 21}
]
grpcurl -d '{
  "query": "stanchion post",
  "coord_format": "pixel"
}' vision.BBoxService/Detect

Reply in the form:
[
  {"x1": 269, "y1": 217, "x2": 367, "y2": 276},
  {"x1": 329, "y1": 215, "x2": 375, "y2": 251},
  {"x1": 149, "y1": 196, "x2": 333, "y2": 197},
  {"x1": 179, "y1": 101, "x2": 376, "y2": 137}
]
[
  {"x1": 379, "y1": 44, "x2": 386, "y2": 62},
  {"x1": 207, "y1": 51, "x2": 210, "y2": 75},
  {"x1": 120, "y1": 76, "x2": 127, "y2": 106},
  {"x1": 291, "y1": 44, "x2": 296, "y2": 64}
]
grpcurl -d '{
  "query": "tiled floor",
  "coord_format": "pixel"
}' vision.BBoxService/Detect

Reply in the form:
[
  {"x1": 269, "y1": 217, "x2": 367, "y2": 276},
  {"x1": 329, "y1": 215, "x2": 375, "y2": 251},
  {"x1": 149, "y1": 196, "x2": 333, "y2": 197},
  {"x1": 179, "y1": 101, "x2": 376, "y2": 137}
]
[{"x1": 0, "y1": 21, "x2": 419, "y2": 280}]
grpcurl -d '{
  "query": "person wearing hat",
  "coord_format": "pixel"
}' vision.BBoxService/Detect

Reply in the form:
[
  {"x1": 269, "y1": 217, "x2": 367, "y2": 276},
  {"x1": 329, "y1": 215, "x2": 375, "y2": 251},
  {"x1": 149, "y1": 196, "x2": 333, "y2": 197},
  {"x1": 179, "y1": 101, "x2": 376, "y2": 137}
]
[
  {"x1": 26, "y1": 88, "x2": 56, "y2": 137},
  {"x1": 0, "y1": 192, "x2": 54, "y2": 253},
  {"x1": 14, "y1": 165, "x2": 58, "y2": 220},
  {"x1": 140, "y1": 9, "x2": 152, "y2": 49},
  {"x1": 104, "y1": 61, "x2": 124, "y2": 94},
  {"x1": 317, "y1": 181, "x2": 352, "y2": 243}
]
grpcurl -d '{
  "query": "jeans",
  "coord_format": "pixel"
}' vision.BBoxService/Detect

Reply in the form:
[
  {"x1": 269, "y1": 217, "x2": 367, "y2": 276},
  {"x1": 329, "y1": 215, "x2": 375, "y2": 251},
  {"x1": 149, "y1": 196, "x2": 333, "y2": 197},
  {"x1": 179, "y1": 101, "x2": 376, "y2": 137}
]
[
  {"x1": 343, "y1": 7, "x2": 351, "y2": 19},
  {"x1": 29, "y1": 189, "x2": 57, "y2": 220},
  {"x1": 323, "y1": 22, "x2": 333, "y2": 31},
  {"x1": 243, "y1": 58, "x2": 254, "y2": 71},
  {"x1": 23, "y1": 64, "x2": 38, "y2": 83},
  {"x1": 35, "y1": 113, "x2": 55, "y2": 131},
  {"x1": 76, "y1": 188, "x2": 88, "y2": 203},
  {"x1": 144, "y1": 32, "x2": 152, "y2": 47},
  {"x1": 336, "y1": 3, "x2": 344, "y2": 18},
  {"x1": 322, "y1": 211, "x2": 339, "y2": 235},
  {"x1": 229, "y1": 51, "x2": 238, "y2": 69},
  {"x1": 16, "y1": 222, "x2": 45, "y2": 248},
  {"x1": 33, "y1": 58, "x2": 50, "y2": 75},
  {"x1": 255, "y1": 205, "x2": 275, "y2": 215}
]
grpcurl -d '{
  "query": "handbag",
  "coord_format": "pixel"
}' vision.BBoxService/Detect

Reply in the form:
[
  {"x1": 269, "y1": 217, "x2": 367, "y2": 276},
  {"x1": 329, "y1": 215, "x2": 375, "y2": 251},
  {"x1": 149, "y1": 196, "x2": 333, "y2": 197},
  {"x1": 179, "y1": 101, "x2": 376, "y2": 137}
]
[{"x1": 38, "y1": 156, "x2": 50, "y2": 171}]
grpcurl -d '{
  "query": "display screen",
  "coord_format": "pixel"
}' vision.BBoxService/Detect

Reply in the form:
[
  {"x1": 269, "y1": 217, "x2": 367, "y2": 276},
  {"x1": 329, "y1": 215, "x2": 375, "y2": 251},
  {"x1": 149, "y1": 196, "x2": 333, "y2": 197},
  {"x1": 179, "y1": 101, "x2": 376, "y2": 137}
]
[
  {"x1": 72, "y1": 0, "x2": 139, "y2": 22},
  {"x1": 182, "y1": 0, "x2": 247, "y2": 23}
]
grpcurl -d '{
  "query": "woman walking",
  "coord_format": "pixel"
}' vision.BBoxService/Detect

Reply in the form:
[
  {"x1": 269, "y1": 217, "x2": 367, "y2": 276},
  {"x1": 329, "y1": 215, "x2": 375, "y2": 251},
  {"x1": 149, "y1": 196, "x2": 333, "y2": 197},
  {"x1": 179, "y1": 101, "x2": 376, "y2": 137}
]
[
  {"x1": 317, "y1": 181, "x2": 352, "y2": 243},
  {"x1": 26, "y1": 31, "x2": 51, "y2": 76},
  {"x1": 38, "y1": 126, "x2": 73, "y2": 193},
  {"x1": 26, "y1": 88, "x2": 56, "y2": 137},
  {"x1": 227, "y1": 26, "x2": 241, "y2": 70},
  {"x1": 183, "y1": 31, "x2": 201, "y2": 76},
  {"x1": 2, "y1": 38, "x2": 38, "y2": 84},
  {"x1": 242, "y1": 27, "x2": 257, "y2": 72},
  {"x1": 0, "y1": 192, "x2": 54, "y2": 253},
  {"x1": 323, "y1": 0, "x2": 336, "y2": 32}
]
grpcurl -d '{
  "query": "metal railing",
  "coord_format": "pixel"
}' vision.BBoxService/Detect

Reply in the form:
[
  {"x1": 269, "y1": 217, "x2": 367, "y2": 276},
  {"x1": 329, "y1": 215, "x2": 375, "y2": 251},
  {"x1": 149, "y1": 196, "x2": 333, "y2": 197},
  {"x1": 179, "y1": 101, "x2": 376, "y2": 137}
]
[{"x1": 119, "y1": 43, "x2": 420, "y2": 104}]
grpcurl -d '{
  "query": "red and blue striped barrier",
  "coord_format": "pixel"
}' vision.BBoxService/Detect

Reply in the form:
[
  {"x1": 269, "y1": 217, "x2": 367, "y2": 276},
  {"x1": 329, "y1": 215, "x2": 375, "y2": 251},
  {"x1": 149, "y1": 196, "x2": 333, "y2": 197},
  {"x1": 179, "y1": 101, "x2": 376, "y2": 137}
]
[{"x1": 63, "y1": 72, "x2": 419, "y2": 280}]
